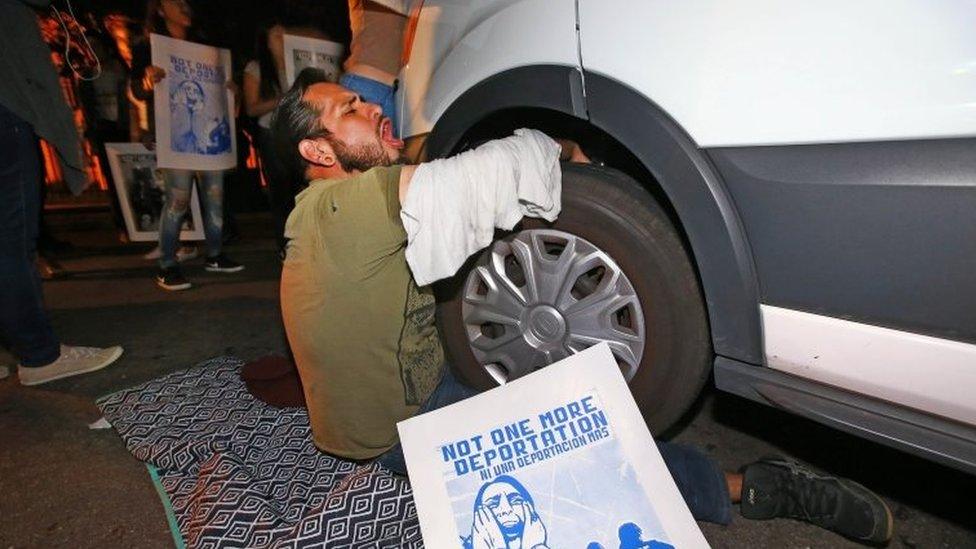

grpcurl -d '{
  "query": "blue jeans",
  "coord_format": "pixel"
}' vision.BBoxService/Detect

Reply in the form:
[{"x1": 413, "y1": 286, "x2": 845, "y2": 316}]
[
  {"x1": 340, "y1": 73, "x2": 398, "y2": 136},
  {"x1": 0, "y1": 103, "x2": 60, "y2": 367},
  {"x1": 159, "y1": 169, "x2": 224, "y2": 268},
  {"x1": 377, "y1": 365, "x2": 732, "y2": 524}
]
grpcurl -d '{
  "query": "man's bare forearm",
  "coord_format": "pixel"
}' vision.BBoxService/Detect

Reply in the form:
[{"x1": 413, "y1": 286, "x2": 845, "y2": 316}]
[{"x1": 555, "y1": 138, "x2": 590, "y2": 163}]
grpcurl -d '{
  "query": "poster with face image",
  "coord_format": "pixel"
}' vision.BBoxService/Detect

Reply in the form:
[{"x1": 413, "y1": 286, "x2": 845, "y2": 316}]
[
  {"x1": 282, "y1": 34, "x2": 344, "y2": 86},
  {"x1": 151, "y1": 33, "x2": 236, "y2": 171},
  {"x1": 398, "y1": 343, "x2": 708, "y2": 549},
  {"x1": 105, "y1": 143, "x2": 205, "y2": 242}
]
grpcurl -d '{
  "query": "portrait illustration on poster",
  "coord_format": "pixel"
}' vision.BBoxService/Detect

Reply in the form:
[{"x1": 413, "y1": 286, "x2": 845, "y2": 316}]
[
  {"x1": 104, "y1": 143, "x2": 205, "y2": 243},
  {"x1": 399, "y1": 344, "x2": 709, "y2": 548},
  {"x1": 283, "y1": 34, "x2": 344, "y2": 86},
  {"x1": 150, "y1": 33, "x2": 236, "y2": 171}
]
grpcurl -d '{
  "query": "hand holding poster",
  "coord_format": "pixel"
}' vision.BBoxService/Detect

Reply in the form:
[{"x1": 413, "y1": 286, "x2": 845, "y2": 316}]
[
  {"x1": 150, "y1": 34, "x2": 236, "y2": 171},
  {"x1": 283, "y1": 34, "x2": 344, "y2": 86},
  {"x1": 398, "y1": 343, "x2": 709, "y2": 549}
]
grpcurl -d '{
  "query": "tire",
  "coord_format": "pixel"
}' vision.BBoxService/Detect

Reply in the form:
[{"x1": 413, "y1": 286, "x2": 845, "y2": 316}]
[{"x1": 436, "y1": 163, "x2": 712, "y2": 433}]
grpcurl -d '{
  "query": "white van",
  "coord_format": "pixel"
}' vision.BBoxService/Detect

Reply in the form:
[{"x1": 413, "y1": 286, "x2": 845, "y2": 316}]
[{"x1": 395, "y1": 0, "x2": 976, "y2": 474}]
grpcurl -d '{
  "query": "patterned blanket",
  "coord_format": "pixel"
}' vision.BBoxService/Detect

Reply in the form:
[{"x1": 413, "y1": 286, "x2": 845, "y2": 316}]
[{"x1": 96, "y1": 357, "x2": 424, "y2": 548}]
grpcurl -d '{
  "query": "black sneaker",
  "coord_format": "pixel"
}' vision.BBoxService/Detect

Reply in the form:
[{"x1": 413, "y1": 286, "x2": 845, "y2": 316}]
[
  {"x1": 156, "y1": 266, "x2": 192, "y2": 291},
  {"x1": 740, "y1": 457, "x2": 893, "y2": 544},
  {"x1": 204, "y1": 254, "x2": 244, "y2": 273}
]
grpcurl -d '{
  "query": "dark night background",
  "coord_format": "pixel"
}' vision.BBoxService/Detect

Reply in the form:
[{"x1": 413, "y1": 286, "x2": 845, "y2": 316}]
[{"x1": 62, "y1": 0, "x2": 352, "y2": 73}]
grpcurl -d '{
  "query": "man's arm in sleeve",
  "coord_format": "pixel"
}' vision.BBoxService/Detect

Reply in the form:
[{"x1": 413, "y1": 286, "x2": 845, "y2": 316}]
[{"x1": 396, "y1": 139, "x2": 586, "y2": 206}]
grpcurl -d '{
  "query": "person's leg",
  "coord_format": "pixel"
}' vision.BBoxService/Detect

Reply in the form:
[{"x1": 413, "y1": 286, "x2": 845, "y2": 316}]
[
  {"x1": 257, "y1": 127, "x2": 293, "y2": 255},
  {"x1": 195, "y1": 170, "x2": 225, "y2": 259},
  {"x1": 94, "y1": 121, "x2": 129, "y2": 236},
  {"x1": 197, "y1": 170, "x2": 244, "y2": 273},
  {"x1": 0, "y1": 104, "x2": 60, "y2": 367},
  {"x1": 221, "y1": 171, "x2": 240, "y2": 245},
  {"x1": 374, "y1": 369, "x2": 732, "y2": 524},
  {"x1": 655, "y1": 442, "x2": 733, "y2": 524},
  {"x1": 157, "y1": 169, "x2": 194, "y2": 269},
  {"x1": 376, "y1": 365, "x2": 478, "y2": 474},
  {"x1": 339, "y1": 73, "x2": 398, "y2": 135},
  {"x1": 738, "y1": 457, "x2": 893, "y2": 543}
]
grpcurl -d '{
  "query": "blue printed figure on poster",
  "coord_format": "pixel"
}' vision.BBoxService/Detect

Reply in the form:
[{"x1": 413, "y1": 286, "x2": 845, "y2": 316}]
[
  {"x1": 462, "y1": 475, "x2": 548, "y2": 549},
  {"x1": 168, "y1": 66, "x2": 230, "y2": 156},
  {"x1": 585, "y1": 522, "x2": 674, "y2": 549},
  {"x1": 617, "y1": 522, "x2": 674, "y2": 549}
]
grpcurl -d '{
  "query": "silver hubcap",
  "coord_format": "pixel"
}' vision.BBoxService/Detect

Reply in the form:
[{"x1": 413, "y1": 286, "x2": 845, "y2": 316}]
[{"x1": 461, "y1": 229, "x2": 646, "y2": 384}]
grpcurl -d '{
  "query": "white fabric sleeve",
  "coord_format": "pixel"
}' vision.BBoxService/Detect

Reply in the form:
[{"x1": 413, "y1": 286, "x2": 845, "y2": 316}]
[{"x1": 400, "y1": 128, "x2": 562, "y2": 286}]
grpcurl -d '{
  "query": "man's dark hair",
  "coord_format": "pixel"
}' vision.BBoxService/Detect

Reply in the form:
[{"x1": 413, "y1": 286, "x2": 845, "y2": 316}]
[{"x1": 270, "y1": 68, "x2": 332, "y2": 184}]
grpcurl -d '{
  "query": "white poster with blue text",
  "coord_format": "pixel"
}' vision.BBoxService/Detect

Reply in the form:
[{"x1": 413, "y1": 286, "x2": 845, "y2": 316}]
[
  {"x1": 399, "y1": 343, "x2": 709, "y2": 549},
  {"x1": 151, "y1": 34, "x2": 236, "y2": 171}
]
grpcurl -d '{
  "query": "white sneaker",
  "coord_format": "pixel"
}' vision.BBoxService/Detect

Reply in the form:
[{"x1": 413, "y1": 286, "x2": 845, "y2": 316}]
[
  {"x1": 0, "y1": 365, "x2": 9, "y2": 380},
  {"x1": 143, "y1": 245, "x2": 199, "y2": 262},
  {"x1": 18, "y1": 345, "x2": 123, "y2": 386}
]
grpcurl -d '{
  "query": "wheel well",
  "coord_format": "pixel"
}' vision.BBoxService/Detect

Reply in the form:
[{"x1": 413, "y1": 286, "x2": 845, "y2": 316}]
[
  {"x1": 450, "y1": 107, "x2": 697, "y2": 274},
  {"x1": 425, "y1": 67, "x2": 763, "y2": 364}
]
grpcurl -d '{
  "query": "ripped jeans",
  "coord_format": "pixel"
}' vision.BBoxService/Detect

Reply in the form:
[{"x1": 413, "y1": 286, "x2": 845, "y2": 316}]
[{"x1": 159, "y1": 169, "x2": 225, "y2": 268}]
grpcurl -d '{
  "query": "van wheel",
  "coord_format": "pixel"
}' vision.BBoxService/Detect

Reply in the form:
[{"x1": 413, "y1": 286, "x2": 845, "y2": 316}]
[{"x1": 436, "y1": 163, "x2": 711, "y2": 433}]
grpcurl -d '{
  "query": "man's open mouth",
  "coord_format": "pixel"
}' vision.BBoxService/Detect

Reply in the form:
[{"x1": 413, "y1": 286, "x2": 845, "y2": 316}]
[{"x1": 379, "y1": 117, "x2": 404, "y2": 150}]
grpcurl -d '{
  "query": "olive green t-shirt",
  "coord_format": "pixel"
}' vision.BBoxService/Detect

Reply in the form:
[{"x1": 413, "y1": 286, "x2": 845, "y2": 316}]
[{"x1": 280, "y1": 165, "x2": 444, "y2": 459}]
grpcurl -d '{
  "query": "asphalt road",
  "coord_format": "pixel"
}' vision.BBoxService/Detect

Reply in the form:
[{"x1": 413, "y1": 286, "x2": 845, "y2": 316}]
[{"x1": 1, "y1": 212, "x2": 974, "y2": 548}]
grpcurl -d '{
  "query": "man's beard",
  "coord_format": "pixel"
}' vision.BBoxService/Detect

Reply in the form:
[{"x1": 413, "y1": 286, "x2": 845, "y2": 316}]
[{"x1": 328, "y1": 136, "x2": 396, "y2": 173}]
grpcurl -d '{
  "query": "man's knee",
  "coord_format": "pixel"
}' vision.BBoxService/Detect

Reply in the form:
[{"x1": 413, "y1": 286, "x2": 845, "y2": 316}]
[
  {"x1": 205, "y1": 183, "x2": 223, "y2": 204},
  {"x1": 166, "y1": 189, "x2": 191, "y2": 217}
]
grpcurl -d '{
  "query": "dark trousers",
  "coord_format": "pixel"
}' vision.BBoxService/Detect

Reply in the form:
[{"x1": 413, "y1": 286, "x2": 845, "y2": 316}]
[
  {"x1": 377, "y1": 365, "x2": 732, "y2": 524},
  {"x1": 255, "y1": 127, "x2": 295, "y2": 253},
  {"x1": 0, "y1": 103, "x2": 60, "y2": 367}
]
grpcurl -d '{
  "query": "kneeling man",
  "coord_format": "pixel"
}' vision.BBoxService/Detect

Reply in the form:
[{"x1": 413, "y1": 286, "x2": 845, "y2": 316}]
[{"x1": 271, "y1": 70, "x2": 892, "y2": 544}]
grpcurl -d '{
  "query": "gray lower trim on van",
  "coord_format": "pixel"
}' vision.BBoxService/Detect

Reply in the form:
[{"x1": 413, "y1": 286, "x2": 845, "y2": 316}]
[{"x1": 715, "y1": 356, "x2": 976, "y2": 475}]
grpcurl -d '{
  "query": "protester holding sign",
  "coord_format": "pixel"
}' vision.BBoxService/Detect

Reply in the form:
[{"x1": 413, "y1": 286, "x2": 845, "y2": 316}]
[
  {"x1": 341, "y1": 0, "x2": 410, "y2": 136},
  {"x1": 244, "y1": 22, "x2": 334, "y2": 257},
  {"x1": 271, "y1": 72, "x2": 894, "y2": 545},
  {"x1": 130, "y1": 0, "x2": 243, "y2": 291}
]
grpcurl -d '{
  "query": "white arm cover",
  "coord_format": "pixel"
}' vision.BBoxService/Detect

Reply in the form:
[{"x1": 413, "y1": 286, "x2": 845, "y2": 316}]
[{"x1": 400, "y1": 128, "x2": 562, "y2": 286}]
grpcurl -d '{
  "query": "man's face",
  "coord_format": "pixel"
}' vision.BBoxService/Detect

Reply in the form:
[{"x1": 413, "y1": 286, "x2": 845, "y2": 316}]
[
  {"x1": 182, "y1": 83, "x2": 203, "y2": 111},
  {"x1": 301, "y1": 82, "x2": 404, "y2": 173},
  {"x1": 481, "y1": 482, "x2": 527, "y2": 534}
]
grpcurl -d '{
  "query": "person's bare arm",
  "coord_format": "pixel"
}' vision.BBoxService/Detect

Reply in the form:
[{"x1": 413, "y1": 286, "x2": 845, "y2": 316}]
[
  {"x1": 555, "y1": 138, "x2": 590, "y2": 163},
  {"x1": 242, "y1": 71, "x2": 279, "y2": 118}
]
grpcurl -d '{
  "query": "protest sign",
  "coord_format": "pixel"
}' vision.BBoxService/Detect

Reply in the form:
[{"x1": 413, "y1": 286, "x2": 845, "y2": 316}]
[
  {"x1": 399, "y1": 343, "x2": 709, "y2": 549},
  {"x1": 105, "y1": 143, "x2": 205, "y2": 242},
  {"x1": 151, "y1": 34, "x2": 236, "y2": 171},
  {"x1": 283, "y1": 34, "x2": 344, "y2": 86}
]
